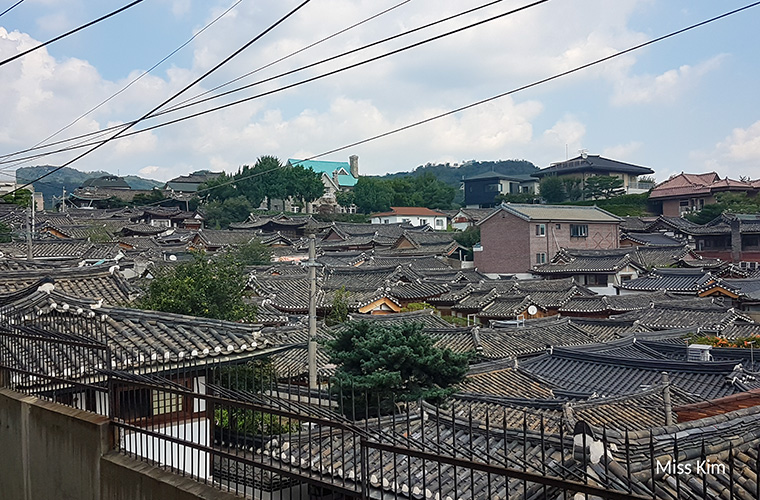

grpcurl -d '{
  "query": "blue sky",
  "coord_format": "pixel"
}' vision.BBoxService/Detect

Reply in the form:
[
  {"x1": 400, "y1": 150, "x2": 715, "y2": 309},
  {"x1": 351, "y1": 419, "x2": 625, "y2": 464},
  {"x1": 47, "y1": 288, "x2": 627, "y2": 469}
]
[{"x1": 0, "y1": 0, "x2": 758, "y2": 183}]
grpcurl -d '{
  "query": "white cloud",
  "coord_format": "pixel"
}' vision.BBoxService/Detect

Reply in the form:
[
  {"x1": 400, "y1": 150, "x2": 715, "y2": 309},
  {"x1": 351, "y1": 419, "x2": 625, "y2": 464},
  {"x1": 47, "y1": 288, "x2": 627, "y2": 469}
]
[
  {"x1": 610, "y1": 55, "x2": 725, "y2": 106},
  {"x1": 602, "y1": 142, "x2": 643, "y2": 161}
]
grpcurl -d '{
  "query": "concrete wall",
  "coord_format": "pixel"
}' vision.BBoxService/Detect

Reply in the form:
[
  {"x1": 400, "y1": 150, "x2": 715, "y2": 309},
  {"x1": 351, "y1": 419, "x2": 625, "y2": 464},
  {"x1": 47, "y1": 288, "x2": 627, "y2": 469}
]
[{"x1": 0, "y1": 388, "x2": 240, "y2": 500}]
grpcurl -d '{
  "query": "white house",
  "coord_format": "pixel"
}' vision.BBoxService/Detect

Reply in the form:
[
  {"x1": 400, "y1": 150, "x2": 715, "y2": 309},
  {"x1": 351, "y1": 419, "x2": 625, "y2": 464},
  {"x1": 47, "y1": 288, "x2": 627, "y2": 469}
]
[{"x1": 370, "y1": 207, "x2": 448, "y2": 229}]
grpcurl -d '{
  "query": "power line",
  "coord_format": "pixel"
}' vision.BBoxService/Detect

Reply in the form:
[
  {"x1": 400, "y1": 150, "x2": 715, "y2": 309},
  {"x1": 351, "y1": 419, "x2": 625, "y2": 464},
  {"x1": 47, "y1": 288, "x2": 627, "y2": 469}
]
[
  {"x1": 5, "y1": 0, "x2": 314, "y2": 198},
  {"x1": 0, "y1": 0, "x2": 413, "y2": 166},
  {"x1": 6, "y1": 1, "x2": 760, "y2": 181},
  {"x1": 9, "y1": 0, "x2": 245, "y2": 168},
  {"x1": 0, "y1": 0, "x2": 24, "y2": 18},
  {"x1": 0, "y1": 0, "x2": 146, "y2": 68},
  {"x1": 0, "y1": 0, "x2": 549, "y2": 167}
]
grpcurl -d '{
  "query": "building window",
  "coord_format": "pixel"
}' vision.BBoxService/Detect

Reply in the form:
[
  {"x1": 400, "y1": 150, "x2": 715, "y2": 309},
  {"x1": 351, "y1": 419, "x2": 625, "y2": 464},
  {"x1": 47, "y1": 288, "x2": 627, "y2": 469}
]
[
  {"x1": 383, "y1": 219, "x2": 389, "y2": 224},
  {"x1": 555, "y1": 224, "x2": 561, "y2": 230},
  {"x1": 485, "y1": 183, "x2": 502, "y2": 192},
  {"x1": 420, "y1": 219, "x2": 428, "y2": 226},
  {"x1": 435, "y1": 219, "x2": 444, "y2": 227},
  {"x1": 570, "y1": 224, "x2": 588, "y2": 237},
  {"x1": 536, "y1": 252, "x2": 546, "y2": 264},
  {"x1": 535, "y1": 224, "x2": 546, "y2": 236}
]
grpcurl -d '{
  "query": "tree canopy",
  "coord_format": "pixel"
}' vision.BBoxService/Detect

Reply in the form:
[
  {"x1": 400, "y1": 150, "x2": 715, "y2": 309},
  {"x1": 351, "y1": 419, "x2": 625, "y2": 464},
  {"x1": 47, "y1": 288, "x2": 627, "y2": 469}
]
[
  {"x1": 138, "y1": 252, "x2": 256, "y2": 322},
  {"x1": 538, "y1": 176, "x2": 565, "y2": 203},
  {"x1": 685, "y1": 192, "x2": 760, "y2": 224},
  {"x1": 352, "y1": 173, "x2": 455, "y2": 214},
  {"x1": 200, "y1": 156, "x2": 324, "y2": 224},
  {"x1": 325, "y1": 321, "x2": 471, "y2": 415}
]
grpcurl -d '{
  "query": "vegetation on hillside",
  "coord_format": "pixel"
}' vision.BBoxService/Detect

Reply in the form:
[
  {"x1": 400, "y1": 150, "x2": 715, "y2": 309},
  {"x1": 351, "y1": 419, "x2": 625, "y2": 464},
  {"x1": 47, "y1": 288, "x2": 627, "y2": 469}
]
[
  {"x1": 685, "y1": 193, "x2": 760, "y2": 225},
  {"x1": 352, "y1": 173, "x2": 456, "y2": 213}
]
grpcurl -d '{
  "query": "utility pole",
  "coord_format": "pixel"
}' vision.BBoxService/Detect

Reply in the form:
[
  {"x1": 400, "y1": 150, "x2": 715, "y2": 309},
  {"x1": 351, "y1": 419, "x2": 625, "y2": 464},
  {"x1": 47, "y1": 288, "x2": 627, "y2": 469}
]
[
  {"x1": 25, "y1": 206, "x2": 33, "y2": 261},
  {"x1": 662, "y1": 372, "x2": 673, "y2": 426},
  {"x1": 307, "y1": 233, "x2": 318, "y2": 389}
]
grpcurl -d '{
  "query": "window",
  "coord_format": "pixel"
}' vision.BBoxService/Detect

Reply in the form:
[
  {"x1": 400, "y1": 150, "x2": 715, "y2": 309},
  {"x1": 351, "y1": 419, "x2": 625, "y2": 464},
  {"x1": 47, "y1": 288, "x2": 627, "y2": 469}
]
[
  {"x1": 535, "y1": 224, "x2": 546, "y2": 236},
  {"x1": 555, "y1": 224, "x2": 561, "y2": 230},
  {"x1": 570, "y1": 224, "x2": 588, "y2": 237},
  {"x1": 535, "y1": 253, "x2": 546, "y2": 264},
  {"x1": 383, "y1": 219, "x2": 389, "y2": 224},
  {"x1": 420, "y1": 219, "x2": 428, "y2": 226},
  {"x1": 435, "y1": 219, "x2": 444, "y2": 227},
  {"x1": 485, "y1": 183, "x2": 503, "y2": 192}
]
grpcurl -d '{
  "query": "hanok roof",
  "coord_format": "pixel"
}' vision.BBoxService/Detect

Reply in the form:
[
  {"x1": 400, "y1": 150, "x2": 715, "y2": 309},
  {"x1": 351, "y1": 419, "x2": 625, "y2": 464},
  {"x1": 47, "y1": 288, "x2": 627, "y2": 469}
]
[
  {"x1": 533, "y1": 154, "x2": 654, "y2": 178},
  {"x1": 0, "y1": 266, "x2": 135, "y2": 305},
  {"x1": 164, "y1": 170, "x2": 223, "y2": 192},
  {"x1": 649, "y1": 172, "x2": 756, "y2": 200},
  {"x1": 479, "y1": 203, "x2": 621, "y2": 224},
  {"x1": 617, "y1": 267, "x2": 717, "y2": 293},
  {"x1": 520, "y1": 344, "x2": 757, "y2": 400}
]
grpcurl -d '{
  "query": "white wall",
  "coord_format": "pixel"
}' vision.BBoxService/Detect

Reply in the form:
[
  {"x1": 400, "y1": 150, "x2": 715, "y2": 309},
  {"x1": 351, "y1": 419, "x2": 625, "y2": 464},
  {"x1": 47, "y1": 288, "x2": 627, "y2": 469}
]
[{"x1": 121, "y1": 418, "x2": 210, "y2": 479}]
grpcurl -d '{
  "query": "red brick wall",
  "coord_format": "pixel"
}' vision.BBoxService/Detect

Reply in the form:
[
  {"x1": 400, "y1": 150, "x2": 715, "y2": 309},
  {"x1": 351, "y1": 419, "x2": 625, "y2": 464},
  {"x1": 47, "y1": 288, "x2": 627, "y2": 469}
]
[
  {"x1": 474, "y1": 212, "x2": 619, "y2": 274},
  {"x1": 474, "y1": 212, "x2": 530, "y2": 274}
]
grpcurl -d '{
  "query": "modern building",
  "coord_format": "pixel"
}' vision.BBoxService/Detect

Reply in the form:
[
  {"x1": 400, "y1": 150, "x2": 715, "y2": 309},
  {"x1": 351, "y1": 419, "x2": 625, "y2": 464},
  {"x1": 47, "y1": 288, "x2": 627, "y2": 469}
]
[
  {"x1": 473, "y1": 203, "x2": 621, "y2": 277},
  {"x1": 532, "y1": 153, "x2": 655, "y2": 198},
  {"x1": 462, "y1": 172, "x2": 538, "y2": 208}
]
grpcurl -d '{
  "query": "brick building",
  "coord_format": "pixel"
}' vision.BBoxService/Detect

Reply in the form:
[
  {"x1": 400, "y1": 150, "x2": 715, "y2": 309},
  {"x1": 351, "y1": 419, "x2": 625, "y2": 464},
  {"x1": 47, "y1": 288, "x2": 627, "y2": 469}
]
[{"x1": 473, "y1": 204, "x2": 621, "y2": 276}]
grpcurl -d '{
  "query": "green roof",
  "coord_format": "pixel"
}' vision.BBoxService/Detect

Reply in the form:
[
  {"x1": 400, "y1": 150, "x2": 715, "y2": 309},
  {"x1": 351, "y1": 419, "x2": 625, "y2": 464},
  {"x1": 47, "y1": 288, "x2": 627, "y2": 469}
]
[{"x1": 287, "y1": 159, "x2": 357, "y2": 187}]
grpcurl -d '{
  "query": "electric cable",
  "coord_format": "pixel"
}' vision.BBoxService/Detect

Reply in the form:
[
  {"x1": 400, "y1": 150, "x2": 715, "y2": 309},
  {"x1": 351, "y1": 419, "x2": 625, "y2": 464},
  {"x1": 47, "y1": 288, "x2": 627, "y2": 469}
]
[
  {"x1": 7, "y1": 2, "x2": 760, "y2": 191},
  {"x1": 0, "y1": 0, "x2": 550, "y2": 167},
  {"x1": 0, "y1": 0, "x2": 414, "y2": 167},
  {"x1": 12, "y1": 0, "x2": 245, "y2": 165},
  {"x1": 0, "y1": 0, "x2": 146, "y2": 68},
  {"x1": 0, "y1": 0, "x2": 501, "y2": 165},
  {"x1": 0, "y1": 0, "x2": 24, "y2": 18},
  {"x1": 4, "y1": 0, "x2": 314, "y2": 198}
]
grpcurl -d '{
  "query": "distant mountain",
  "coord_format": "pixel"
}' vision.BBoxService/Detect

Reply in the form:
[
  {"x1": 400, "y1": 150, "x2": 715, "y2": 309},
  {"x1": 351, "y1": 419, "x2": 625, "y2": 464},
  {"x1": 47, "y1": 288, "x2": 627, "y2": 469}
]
[
  {"x1": 15, "y1": 166, "x2": 163, "y2": 208},
  {"x1": 378, "y1": 159, "x2": 539, "y2": 184},
  {"x1": 377, "y1": 159, "x2": 540, "y2": 204}
]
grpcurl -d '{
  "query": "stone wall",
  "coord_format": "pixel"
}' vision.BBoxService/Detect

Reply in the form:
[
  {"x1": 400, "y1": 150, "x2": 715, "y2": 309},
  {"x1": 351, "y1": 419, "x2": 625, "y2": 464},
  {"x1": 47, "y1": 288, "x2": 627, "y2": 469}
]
[{"x1": 0, "y1": 388, "x2": 239, "y2": 500}]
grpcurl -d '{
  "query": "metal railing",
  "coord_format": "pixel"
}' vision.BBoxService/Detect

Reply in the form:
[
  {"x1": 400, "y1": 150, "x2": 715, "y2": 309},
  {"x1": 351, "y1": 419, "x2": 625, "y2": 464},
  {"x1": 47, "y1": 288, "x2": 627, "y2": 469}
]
[{"x1": 2, "y1": 317, "x2": 757, "y2": 500}]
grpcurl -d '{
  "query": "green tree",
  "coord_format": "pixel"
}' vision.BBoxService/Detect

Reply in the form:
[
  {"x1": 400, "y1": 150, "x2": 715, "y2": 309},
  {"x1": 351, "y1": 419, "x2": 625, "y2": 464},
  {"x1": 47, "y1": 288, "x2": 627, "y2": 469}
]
[
  {"x1": 353, "y1": 177, "x2": 393, "y2": 213},
  {"x1": 326, "y1": 287, "x2": 350, "y2": 326},
  {"x1": 231, "y1": 239, "x2": 272, "y2": 266},
  {"x1": 686, "y1": 192, "x2": 760, "y2": 224},
  {"x1": 583, "y1": 175, "x2": 624, "y2": 200},
  {"x1": 453, "y1": 226, "x2": 480, "y2": 260},
  {"x1": 400, "y1": 302, "x2": 435, "y2": 312},
  {"x1": 0, "y1": 222, "x2": 11, "y2": 243},
  {"x1": 139, "y1": 251, "x2": 256, "y2": 321},
  {"x1": 2, "y1": 189, "x2": 33, "y2": 207},
  {"x1": 335, "y1": 190, "x2": 355, "y2": 209},
  {"x1": 325, "y1": 321, "x2": 471, "y2": 416},
  {"x1": 202, "y1": 196, "x2": 253, "y2": 229},
  {"x1": 562, "y1": 177, "x2": 584, "y2": 201},
  {"x1": 132, "y1": 190, "x2": 167, "y2": 206},
  {"x1": 288, "y1": 164, "x2": 325, "y2": 211},
  {"x1": 539, "y1": 176, "x2": 566, "y2": 203},
  {"x1": 412, "y1": 172, "x2": 456, "y2": 209}
]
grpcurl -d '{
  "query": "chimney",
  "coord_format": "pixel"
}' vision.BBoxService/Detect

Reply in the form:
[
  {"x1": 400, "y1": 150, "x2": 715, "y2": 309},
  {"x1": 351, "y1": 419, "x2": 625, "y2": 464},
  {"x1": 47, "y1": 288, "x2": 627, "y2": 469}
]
[
  {"x1": 349, "y1": 155, "x2": 359, "y2": 178},
  {"x1": 730, "y1": 216, "x2": 742, "y2": 263}
]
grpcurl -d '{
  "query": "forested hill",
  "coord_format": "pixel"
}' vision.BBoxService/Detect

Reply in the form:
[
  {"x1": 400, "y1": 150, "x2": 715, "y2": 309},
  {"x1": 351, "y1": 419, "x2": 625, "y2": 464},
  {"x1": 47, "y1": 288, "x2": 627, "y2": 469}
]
[
  {"x1": 378, "y1": 159, "x2": 540, "y2": 186},
  {"x1": 16, "y1": 166, "x2": 163, "y2": 207}
]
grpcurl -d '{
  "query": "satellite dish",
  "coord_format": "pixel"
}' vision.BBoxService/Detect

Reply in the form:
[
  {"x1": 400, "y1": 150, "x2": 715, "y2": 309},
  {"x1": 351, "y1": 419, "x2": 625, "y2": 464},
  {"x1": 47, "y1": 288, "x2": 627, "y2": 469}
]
[
  {"x1": 168, "y1": 254, "x2": 178, "y2": 262},
  {"x1": 527, "y1": 305, "x2": 538, "y2": 316}
]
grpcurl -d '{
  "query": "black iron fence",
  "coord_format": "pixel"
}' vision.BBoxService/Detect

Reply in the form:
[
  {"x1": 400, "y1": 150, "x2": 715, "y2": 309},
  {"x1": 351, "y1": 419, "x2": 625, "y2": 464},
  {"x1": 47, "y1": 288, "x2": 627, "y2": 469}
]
[{"x1": 2, "y1": 319, "x2": 756, "y2": 499}]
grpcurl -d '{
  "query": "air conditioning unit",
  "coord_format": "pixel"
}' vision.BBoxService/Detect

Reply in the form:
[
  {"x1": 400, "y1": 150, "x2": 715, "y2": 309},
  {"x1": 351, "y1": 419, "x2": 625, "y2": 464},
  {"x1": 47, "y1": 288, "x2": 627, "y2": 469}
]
[{"x1": 687, "y1": 344, "x2": 713, "y2": 362}]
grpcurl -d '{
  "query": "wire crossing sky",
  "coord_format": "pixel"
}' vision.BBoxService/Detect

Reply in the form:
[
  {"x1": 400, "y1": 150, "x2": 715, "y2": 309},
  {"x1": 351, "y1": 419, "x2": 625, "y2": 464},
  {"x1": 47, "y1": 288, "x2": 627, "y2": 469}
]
[{"x1": 0, "y1": 0, "x2": 759, "y2": 183}]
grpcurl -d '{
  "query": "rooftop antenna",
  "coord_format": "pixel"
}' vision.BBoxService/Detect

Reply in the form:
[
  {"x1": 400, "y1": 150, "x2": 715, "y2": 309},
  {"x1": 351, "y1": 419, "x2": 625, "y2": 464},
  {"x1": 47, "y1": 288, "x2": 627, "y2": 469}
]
[{"x1": 579, "y1": 149, "x2": 588, "y2": 159}]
